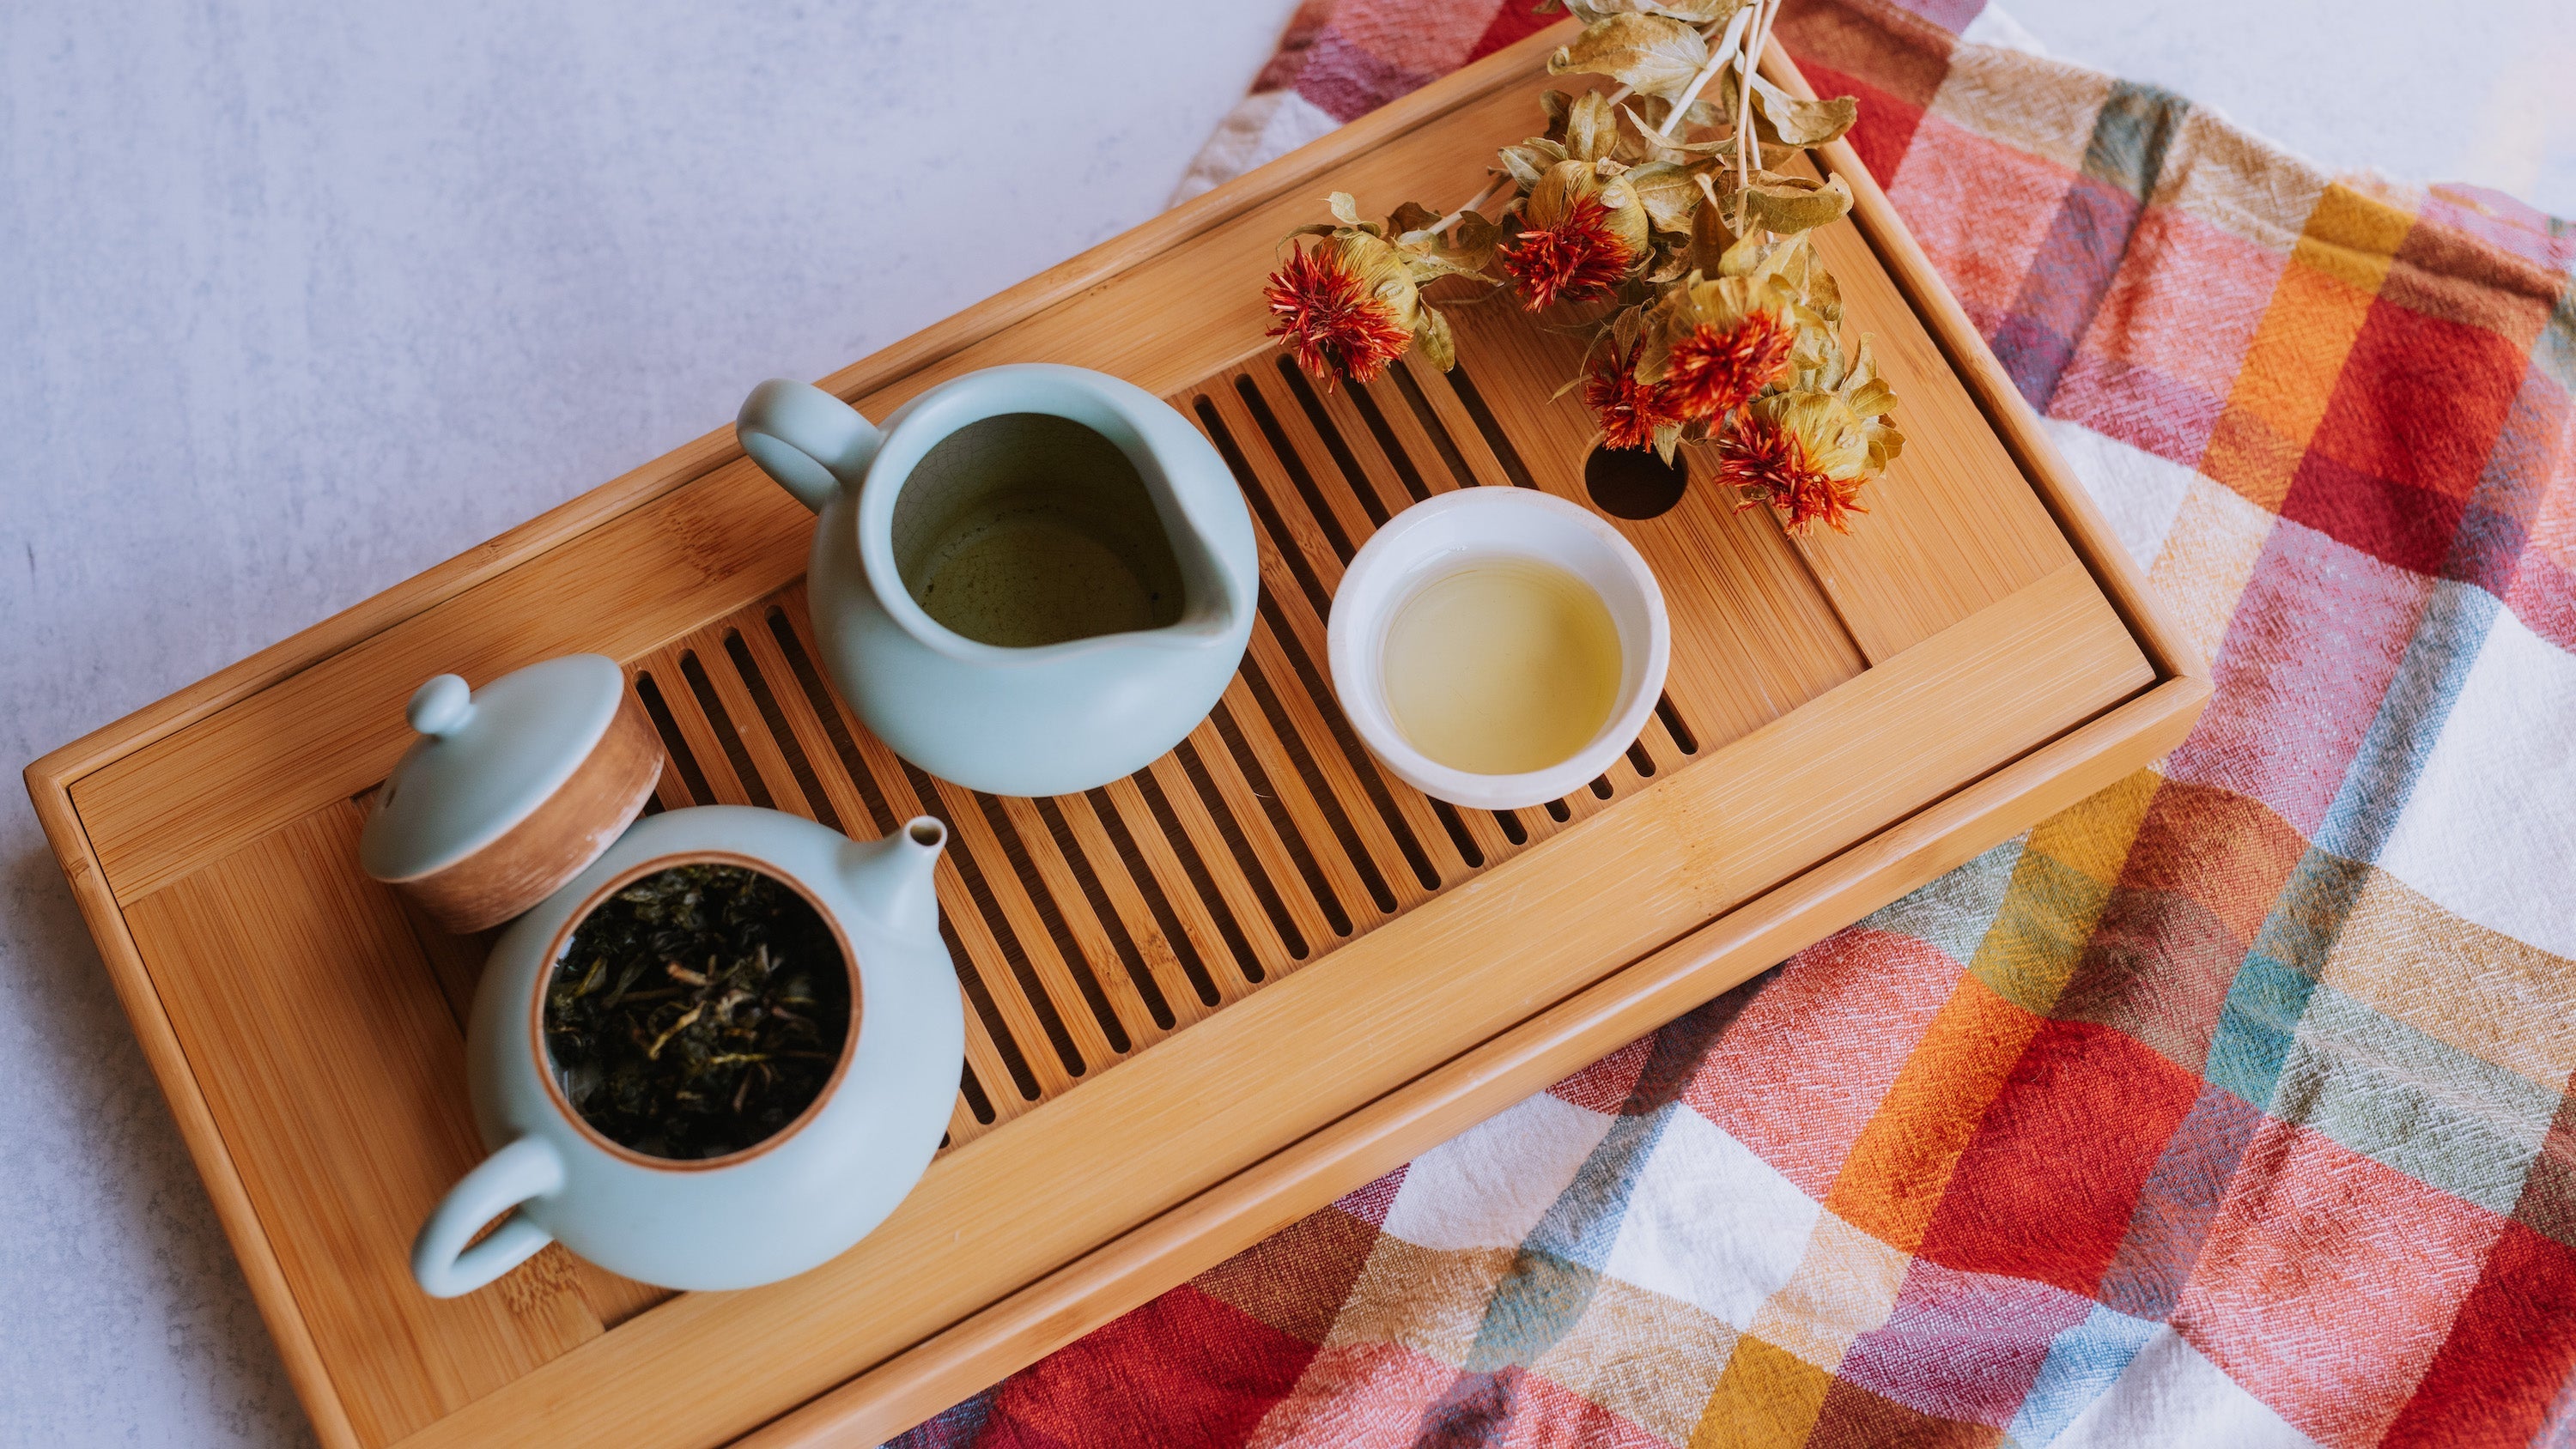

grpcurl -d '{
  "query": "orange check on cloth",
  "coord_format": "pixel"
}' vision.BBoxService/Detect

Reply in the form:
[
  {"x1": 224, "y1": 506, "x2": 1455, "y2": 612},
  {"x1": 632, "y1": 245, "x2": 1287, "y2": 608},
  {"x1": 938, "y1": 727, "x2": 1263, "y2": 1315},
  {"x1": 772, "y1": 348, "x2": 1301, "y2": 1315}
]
[{"x1": 896, "y1": 1, "x2": 2576, "y2": 1444}]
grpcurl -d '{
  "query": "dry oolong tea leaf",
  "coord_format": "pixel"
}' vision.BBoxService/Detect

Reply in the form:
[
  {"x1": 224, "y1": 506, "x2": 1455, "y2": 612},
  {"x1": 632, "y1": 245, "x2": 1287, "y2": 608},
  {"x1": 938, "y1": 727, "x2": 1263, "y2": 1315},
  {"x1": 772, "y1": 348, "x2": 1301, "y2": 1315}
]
[{"x1": 544, "y1": 863, "x2": 852, "y2": 1161}]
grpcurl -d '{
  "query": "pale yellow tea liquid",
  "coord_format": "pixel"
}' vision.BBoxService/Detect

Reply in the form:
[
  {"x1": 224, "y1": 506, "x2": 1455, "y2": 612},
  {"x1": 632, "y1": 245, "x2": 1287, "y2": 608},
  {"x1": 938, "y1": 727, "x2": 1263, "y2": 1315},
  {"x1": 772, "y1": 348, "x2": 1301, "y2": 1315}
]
[{"x1": 1380, "y1": 557, "x2": 1623, "y2": 775}]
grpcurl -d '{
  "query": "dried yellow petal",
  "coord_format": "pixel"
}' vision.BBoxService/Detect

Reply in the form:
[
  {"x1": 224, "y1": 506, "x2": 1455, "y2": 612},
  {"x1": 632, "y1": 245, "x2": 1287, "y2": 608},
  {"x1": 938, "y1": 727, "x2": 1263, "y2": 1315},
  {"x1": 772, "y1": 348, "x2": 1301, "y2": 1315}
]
[{"x1": 1547, "y1": 15, "x2": 1708, "y2": 100}]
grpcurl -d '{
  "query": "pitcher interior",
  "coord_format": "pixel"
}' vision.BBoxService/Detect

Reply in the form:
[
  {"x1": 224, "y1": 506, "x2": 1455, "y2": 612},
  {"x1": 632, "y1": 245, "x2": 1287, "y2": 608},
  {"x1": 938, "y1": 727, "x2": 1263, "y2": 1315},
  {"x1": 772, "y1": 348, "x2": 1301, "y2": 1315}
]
[{"x1": 889, "y1": 412, "x2": 1188, "y2": 649}]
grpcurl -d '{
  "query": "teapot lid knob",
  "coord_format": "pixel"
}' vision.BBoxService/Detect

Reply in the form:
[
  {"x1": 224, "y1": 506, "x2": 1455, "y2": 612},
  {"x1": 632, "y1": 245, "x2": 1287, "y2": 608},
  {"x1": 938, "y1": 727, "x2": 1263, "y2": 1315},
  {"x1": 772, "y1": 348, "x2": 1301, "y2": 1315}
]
[
  {"x1": 361, "y1": 656, "x2": 664, "y2": 933},
  {"x1": 407, "y1": 675, "x2": 476, "y2": 737}
]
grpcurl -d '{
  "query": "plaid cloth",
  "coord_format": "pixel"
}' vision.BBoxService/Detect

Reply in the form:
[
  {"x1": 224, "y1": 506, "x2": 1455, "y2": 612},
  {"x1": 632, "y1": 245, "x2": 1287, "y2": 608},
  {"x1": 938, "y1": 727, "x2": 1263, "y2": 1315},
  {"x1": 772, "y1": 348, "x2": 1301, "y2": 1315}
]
[{"x1": 898, "y1": 1, "x2": 2576, "y2": 1443}]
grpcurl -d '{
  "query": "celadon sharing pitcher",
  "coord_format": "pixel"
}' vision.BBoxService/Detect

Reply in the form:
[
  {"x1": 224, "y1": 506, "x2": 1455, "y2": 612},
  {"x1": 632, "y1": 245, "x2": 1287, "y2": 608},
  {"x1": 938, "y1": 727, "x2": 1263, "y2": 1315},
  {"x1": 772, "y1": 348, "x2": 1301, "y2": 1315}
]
[{"x1": 736, "y1": 363, "x2": 1257, "y2": 797}]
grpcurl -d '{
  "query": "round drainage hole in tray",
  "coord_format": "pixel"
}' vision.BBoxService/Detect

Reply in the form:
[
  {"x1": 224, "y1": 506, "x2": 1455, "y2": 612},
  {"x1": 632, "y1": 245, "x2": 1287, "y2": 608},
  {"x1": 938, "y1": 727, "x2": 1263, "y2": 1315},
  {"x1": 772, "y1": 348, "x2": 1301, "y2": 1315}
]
[{"x1": 1583, "y1": 444, "x2": 1689, "y2": 520}]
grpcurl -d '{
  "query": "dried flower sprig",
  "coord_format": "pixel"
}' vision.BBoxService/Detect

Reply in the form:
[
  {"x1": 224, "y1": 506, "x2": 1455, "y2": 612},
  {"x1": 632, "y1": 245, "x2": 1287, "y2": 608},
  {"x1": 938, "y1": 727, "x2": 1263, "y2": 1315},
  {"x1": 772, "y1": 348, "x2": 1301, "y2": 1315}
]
[
  {"x1": 1264, "y1": 191, "x2": 1498, "y2": 384},
  {"x1": 1258, "y1": 0, "x2": 1901, "y2": 534},
  {"x1": 1498, "y1": 161, "x2": 1648, "y2": 308}
]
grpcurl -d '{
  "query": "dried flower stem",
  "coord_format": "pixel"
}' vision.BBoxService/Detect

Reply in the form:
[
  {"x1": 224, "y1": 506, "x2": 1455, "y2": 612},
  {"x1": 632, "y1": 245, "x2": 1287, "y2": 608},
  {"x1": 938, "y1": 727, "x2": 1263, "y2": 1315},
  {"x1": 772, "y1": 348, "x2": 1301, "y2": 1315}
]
[
  {"x1": 1437, "y1": 176, "x2": 1512, "y2": 237},
  {"x1": 1658, "y1": 4, "x2": 1758, "y2": 138},
  {"x1": 1445, "y1": 5, "x2": 1753, "y2": 227},
  {"x1": 1736, "y1": 0, "x2": 1781, "y2": 202}
]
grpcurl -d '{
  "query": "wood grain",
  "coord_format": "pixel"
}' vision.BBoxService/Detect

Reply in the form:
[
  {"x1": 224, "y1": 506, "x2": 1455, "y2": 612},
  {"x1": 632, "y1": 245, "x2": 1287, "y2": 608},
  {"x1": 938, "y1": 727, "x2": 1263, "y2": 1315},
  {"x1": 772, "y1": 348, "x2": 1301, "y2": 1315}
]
[
  {"x1": 18, "y1": 780, "x2": 367, "y2": 1449},
  {"x1": 1775, "y1": 157, "x2": 2077, "y2": 659},
  {"x1": 79, "y1": 468, "x2": 812, "y2": 905},
  {"x1": 125, "y1": 803, "x2": 605, "y2": 1446}
]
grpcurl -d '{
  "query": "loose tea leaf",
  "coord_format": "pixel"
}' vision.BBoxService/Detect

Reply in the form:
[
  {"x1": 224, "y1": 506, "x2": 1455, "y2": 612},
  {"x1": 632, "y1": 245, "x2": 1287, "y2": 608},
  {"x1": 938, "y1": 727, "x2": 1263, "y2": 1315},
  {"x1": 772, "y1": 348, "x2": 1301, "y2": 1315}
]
[{"x1": 544, "y1": 864, "x2": 851, "y2": 1161}]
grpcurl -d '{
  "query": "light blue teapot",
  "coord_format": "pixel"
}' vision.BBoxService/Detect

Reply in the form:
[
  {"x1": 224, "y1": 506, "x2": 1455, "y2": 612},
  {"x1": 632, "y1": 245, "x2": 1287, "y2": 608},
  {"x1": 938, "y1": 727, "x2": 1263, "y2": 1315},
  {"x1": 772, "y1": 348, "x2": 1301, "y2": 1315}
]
[
  {"x1": 368, "y1": 658, "x2": 965, "y2": 1296},
  {"x1": 736, "y1": 364, "x2": 1258, "y2": 797},
  {"x1": 412, "y1": 806, "x2": 961, "y2": 1295}
]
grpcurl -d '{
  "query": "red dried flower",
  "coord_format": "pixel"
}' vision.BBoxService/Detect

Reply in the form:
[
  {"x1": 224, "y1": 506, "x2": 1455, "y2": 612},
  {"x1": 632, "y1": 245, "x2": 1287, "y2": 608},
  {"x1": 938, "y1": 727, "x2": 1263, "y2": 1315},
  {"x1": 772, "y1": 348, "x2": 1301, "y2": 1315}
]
[
  {"x1": 1660, "y1": 311, "x2": 1797, "y2": 421},
  {"x1": 1585, "y1": 347, "x2": 1679, "y2": 451},
  {"x1": 1498, "y1": 191, "x2": 1637, "y2": 311},
  {"x1": 1265, "y1": 239, "x2": 1415, "y2": 385},
  {"x1": 1719, "y1": 403, "x2": 1868, "y2": 534}
]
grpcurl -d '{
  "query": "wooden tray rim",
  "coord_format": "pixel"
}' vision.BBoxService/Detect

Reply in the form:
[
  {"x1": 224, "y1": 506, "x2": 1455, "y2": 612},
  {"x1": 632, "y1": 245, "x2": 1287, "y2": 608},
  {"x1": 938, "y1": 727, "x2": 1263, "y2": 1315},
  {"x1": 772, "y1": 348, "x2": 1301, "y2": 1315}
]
[{"x1": 21, "y1": 22, "x2": 2208, "y2": 1449}]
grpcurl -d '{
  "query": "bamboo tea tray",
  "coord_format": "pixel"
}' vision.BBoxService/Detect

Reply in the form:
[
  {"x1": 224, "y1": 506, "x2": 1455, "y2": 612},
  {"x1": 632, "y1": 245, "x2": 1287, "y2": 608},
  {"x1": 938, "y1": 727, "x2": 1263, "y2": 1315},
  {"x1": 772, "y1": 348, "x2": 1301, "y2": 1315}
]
[{"x1": 27, "y1": 27, "x2": 2205, "y2": 1449}]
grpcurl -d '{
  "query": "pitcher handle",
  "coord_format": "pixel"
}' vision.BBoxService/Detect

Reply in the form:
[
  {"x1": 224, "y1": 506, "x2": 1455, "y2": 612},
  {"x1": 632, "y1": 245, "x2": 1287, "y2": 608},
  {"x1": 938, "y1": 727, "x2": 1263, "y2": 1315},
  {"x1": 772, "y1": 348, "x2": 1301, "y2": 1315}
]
[
  {"x1": 412, "y1": 1136, "x2": 564, "y2": 1298},
  {"x1": 737, "y1": 379, "x2": 883, "y2": 514}
]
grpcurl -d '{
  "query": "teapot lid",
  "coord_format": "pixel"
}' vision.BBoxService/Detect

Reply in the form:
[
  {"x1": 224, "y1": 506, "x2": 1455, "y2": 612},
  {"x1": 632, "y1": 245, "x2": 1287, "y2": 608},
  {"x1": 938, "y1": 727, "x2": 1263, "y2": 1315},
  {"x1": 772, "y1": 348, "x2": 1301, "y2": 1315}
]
[{"x1": 360, "y1": 655, "x2": 664, "y2": 933}]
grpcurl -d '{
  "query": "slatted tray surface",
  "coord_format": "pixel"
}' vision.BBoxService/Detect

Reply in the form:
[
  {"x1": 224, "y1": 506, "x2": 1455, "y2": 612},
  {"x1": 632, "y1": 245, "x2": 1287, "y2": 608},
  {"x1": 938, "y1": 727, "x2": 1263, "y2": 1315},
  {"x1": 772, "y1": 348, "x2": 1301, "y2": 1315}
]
[
  {"x1": 27, "y1": 26, "x2": 2206, "y2": 1449},
  {"x1": 649, "y1": 354, "x2": 1743, "y2": 1162}
]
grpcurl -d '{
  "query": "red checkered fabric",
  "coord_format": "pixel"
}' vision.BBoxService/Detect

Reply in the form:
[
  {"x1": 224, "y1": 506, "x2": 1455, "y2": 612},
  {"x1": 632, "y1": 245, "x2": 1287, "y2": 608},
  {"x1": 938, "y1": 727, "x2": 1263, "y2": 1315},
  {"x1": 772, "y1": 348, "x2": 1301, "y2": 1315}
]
[{"x1": 900, "y1": 2, "x2": 2576, "y2": 1444}]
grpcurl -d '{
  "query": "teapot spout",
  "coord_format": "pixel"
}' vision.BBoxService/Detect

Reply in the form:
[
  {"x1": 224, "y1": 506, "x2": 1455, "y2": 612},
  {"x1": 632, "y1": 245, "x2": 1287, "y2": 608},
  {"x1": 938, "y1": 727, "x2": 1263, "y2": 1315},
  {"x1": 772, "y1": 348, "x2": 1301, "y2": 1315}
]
[{"x1": 840, "y1": 816, "x2": 947, "y2": 941}]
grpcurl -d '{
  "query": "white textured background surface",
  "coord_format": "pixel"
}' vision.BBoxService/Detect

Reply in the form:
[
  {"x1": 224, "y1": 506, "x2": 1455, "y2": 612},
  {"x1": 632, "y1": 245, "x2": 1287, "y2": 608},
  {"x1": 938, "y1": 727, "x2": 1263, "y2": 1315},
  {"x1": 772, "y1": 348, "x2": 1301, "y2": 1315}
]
[{"x1": 0, "y1": 3, "x2": 2567, "y2": 1445}]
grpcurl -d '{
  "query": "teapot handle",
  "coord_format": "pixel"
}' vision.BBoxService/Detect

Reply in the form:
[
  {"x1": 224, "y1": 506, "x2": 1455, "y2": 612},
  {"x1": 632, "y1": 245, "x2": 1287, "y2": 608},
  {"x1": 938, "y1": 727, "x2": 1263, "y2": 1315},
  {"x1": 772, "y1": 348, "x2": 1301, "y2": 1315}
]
[
  {"x1": 411, "y1": 1135, "x2": 564, "y2": 1298},
  {"x1": 737, "y1": 379, "x2": 883, "y2": 514}
]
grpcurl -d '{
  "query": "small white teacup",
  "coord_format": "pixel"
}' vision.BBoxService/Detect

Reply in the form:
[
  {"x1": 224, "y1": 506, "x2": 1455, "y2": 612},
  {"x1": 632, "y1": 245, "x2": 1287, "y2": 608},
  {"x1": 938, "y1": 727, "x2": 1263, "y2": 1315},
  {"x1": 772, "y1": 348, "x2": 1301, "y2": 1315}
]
[{"x1": 1327, "y1": 488, "x2": 1669, "y2": 811}]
